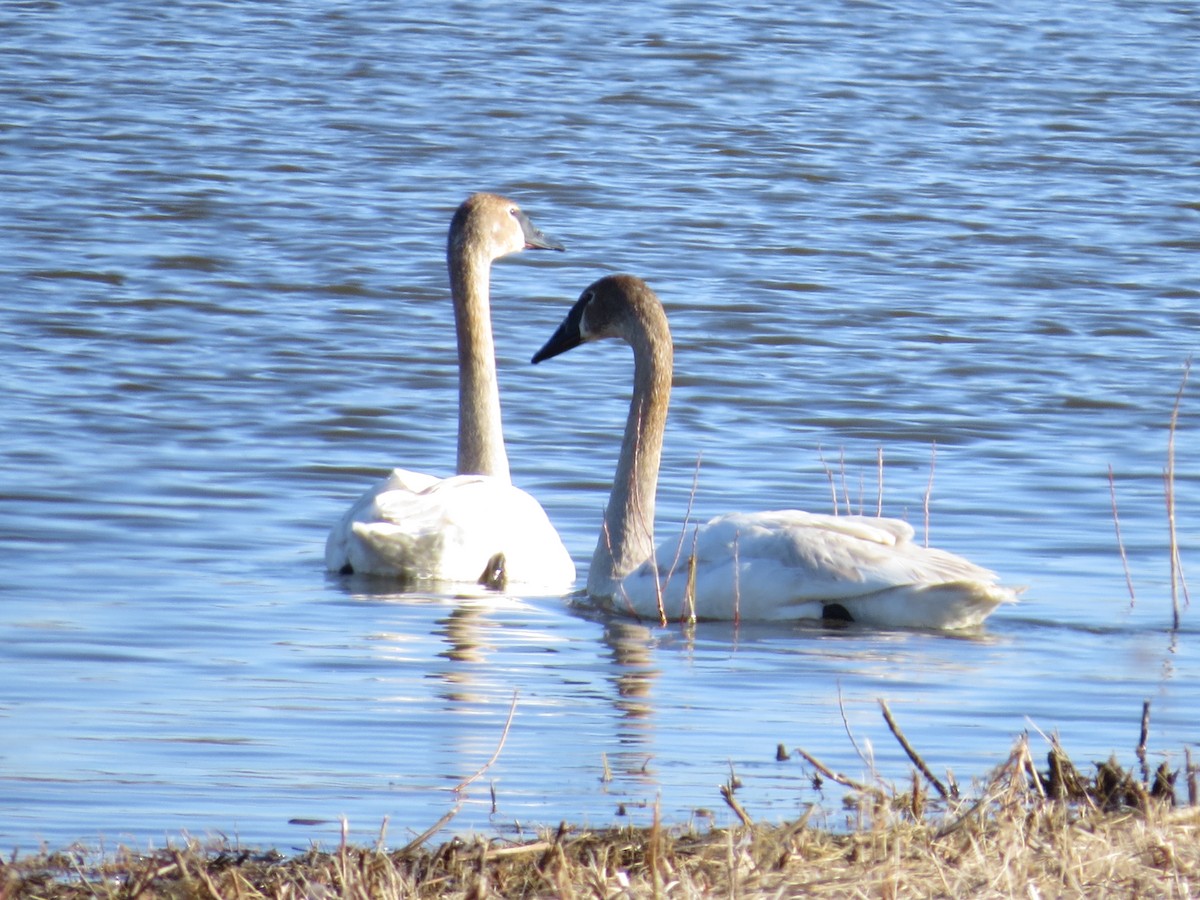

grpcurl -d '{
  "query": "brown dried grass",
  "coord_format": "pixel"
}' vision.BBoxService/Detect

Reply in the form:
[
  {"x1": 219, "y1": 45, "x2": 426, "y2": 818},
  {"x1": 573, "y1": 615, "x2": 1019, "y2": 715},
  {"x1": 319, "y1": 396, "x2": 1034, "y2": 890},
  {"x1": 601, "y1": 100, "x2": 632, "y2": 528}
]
[{"x1": 6, "y1": 735, "x2": 1197, "y2": 900}]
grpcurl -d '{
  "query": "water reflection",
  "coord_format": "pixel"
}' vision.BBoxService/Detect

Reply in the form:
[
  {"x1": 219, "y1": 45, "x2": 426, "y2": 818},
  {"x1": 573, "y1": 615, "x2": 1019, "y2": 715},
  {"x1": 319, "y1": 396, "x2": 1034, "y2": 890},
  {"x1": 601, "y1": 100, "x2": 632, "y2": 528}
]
[
  {"x1": 603, "y1": 621, "x2": 659, "y2": 732},
  {"x1": 339, "y1": 580, "x2": 521, "y2": 703},
  {"x1": 600, "y1": 621, "x2": 661, "y2": 787},
  {"x1": 433, "y1": 603, "x2": 494, "y2": 703}
]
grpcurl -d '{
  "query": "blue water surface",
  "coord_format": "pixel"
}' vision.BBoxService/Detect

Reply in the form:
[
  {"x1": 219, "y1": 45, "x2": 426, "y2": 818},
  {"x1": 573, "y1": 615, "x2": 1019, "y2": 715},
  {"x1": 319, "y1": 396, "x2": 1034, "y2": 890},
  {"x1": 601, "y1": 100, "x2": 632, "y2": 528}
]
[{"x1": 1, "y1": 0, "x2": 1197, "y2": 850}]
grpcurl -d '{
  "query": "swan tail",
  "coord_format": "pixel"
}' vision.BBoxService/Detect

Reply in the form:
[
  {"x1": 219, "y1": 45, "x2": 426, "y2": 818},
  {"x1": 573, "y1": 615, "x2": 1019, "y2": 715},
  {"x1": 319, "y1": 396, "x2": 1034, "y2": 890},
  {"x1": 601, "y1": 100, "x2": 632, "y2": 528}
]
[{"x1": 838, "y1": 580, "x2": 1021, "y2": 630}]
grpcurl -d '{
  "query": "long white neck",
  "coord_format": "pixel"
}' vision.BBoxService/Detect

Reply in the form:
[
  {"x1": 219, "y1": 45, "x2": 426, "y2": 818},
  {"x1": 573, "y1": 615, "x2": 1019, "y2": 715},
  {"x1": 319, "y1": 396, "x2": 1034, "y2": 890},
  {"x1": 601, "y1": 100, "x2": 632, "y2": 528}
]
[
  {"x1": 588, "y1": 327, "x2": 672, "y2": 597},
  {"x1": 449, "y1": 248, "x2": 511, "y2": 481}
]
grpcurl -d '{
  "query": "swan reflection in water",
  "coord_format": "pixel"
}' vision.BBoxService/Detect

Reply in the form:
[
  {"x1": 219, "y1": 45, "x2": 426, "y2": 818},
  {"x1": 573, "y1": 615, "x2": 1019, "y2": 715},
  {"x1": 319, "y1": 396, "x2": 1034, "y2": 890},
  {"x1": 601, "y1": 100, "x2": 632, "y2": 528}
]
[
  {"x1": 332, "y1": 577, "x2": 999, "y2": 834},
  {"x1": 334, "y1": 583, "x2": 667, "y2": 799},
  {"x1": 600, "y1": 620, "x2": 661, "y2": 787}
]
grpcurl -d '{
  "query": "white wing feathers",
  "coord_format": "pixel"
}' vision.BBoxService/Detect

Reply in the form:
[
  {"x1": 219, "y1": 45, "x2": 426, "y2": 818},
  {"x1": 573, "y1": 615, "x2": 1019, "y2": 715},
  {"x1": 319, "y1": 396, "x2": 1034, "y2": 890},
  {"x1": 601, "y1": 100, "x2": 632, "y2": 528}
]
[
  {"x1": 609, "y1": 510, "x2": 1017, "y2": 628},
  {"x1": 326, "y1": 469, "x2": 575, "y2": 594}
]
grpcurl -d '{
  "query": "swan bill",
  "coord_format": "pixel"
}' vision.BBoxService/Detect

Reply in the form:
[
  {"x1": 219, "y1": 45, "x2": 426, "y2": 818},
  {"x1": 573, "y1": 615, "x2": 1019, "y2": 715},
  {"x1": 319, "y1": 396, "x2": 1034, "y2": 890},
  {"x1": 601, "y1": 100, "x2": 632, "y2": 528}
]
[
  {"x1": 515, "y1": 208, "x2": 565, "y2": 251},
  {"x1": 532, "y1": 292, "x2": 590, "y2": 363}
]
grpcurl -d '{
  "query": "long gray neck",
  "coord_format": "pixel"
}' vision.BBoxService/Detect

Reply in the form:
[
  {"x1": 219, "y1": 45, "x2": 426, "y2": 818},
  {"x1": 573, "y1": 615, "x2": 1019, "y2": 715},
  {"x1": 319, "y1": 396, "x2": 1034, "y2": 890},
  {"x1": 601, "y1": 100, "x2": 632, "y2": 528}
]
[
  {"x1": 588, "y1": 329, "x2": 672, "y2": 597},
  {"x1": 449, "y1": 249, "x2": 510, "y2": 480}
]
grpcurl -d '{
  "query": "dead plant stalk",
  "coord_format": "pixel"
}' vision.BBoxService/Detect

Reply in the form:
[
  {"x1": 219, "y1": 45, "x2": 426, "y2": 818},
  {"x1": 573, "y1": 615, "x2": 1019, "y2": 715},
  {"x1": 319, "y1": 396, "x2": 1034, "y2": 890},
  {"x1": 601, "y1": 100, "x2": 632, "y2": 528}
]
[
  {"x1": 1108, "y1": 463, "x2": 1136, "y2": 604},
  {"x1": 1165, "y1": 355, "x2": 1192, "y2": 629},
  {"x1": 924, "y1": 441, "x2": 937, "y2": 548}
]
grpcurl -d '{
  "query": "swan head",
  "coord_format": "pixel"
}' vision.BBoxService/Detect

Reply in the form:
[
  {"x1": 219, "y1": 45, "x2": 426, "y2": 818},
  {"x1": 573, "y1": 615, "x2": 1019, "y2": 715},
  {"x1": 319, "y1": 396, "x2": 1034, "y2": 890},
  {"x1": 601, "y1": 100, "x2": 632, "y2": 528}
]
[
  {"x1": 449, "y1": 192, "x2": 564, "y2": 264},
  {"x1": 532, "y1": 274, "x2": 669, "y2": 364}
]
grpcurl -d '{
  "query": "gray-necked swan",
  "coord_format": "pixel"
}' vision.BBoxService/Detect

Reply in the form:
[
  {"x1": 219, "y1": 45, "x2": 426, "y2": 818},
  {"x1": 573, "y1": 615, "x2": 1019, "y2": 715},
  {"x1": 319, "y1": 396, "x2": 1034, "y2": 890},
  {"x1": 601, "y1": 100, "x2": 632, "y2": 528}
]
[
  {"x1": 531, "y1": 274, "x2": 1017, "y2": 629},
  {"x1": 326, "y1": 193, "x2": 575, "y2": 593}
]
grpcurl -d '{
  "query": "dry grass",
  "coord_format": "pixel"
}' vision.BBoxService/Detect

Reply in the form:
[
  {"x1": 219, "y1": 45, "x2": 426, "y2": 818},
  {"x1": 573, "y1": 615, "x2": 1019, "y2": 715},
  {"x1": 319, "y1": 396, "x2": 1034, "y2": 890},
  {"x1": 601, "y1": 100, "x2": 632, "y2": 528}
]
[{"x1": 5, "y1": 736, "x2": 1198, "y2": 900}]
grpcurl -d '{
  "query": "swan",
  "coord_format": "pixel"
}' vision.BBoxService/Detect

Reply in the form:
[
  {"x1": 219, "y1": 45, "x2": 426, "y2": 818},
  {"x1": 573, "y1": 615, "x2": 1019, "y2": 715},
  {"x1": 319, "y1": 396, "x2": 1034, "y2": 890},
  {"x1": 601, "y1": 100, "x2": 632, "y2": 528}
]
[
  {"x1": 531, "y1": 274, "x2": 1018, "y2": 629},
  {"x1": 326, "y1": 193, "x2": 576, "y2": 593}
]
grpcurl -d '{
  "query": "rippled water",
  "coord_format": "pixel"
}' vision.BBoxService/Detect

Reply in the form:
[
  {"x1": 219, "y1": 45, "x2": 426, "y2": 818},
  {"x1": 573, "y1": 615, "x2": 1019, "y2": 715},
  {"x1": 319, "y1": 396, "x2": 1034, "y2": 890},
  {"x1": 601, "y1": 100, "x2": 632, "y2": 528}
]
[{"x1": 2, "y1": 0, "x2": 1198, "y2": 850}]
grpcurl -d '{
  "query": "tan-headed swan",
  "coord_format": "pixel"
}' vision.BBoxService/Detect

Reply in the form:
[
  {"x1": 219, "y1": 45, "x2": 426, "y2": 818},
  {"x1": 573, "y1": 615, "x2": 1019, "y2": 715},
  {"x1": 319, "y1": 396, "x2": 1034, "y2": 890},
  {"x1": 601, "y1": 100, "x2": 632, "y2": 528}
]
[
  {"x1": 326, "y1": 194, "x2": 575, "y2": 593},
  {"x1": 531, "y1": 274, "x2": 1017, "y2": 629}
]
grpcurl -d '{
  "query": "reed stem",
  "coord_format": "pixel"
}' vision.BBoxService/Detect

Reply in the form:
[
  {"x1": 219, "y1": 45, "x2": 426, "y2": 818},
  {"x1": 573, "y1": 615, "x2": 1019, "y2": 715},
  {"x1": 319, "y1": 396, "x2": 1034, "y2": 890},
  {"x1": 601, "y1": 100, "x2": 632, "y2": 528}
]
[{"x1": 1108, "y1": 464, "x2": 1136, "y2": 604}]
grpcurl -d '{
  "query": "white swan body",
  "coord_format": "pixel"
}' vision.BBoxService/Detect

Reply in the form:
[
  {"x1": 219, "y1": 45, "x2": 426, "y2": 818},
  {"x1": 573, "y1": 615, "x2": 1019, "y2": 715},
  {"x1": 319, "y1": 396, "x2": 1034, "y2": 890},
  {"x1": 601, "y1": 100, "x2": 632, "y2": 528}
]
[
  {"x1": 532, "y1": 274, "x2": 1017, "y2": 629},
  {"x1": 608, "y1": 511, "x2": 1014, "y2": 628},
  {"x1": 326, "y1": 468, "x2": 575, "y2": 592},
  {"x1": 326, "y1": 193, "x2": 575, "y2": 594}
]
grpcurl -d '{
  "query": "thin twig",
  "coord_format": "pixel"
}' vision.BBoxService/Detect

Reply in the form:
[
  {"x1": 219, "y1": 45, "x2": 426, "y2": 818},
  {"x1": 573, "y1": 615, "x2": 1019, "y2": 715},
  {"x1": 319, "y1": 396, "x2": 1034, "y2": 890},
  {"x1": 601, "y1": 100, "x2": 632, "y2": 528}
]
[
  {"x1": 1108, "y1": 464, "x2": 1136, "y2": 605},
  {"x1": 683, "y1": 528, "x2": 698, "y2": 625},
  {"x1": 935, "y1": 782, "x2": 1004, "y2": 840},
  {"x1": 397, "y1": 803, "x2": 463, "y2": 856},
  {"x1": 719, "y1": 783, "x2": 753, "y2": 826},
  {"x1": 923, "y1": 441, "x2": 937, "y2": 548},
  {"x1": 1164, "y1": 471, "x2": 1179, "y2": 629},
  {"x1": 837, "y1": 682, "x2": 873, "y2": 776},
  {"x1": 485, "y1": 841, "x2": 554, "y2": 859},
  {"x1": 601, "y1": 401, "x2": 668, "y2": 626},
  {"x1": 630, "y1": 405, "x2": 668, "y2": 626},
  {"x1": 454, "y1": 689, "x2": 519, "y2": 793},
  {"x1": 664, "y1": 453, "x2": 704, "y2": 593},
  {"x1": 876, "y1": 445, "x2": 884, "y2": 517},
  {"x1": 879, "y1": 699, "x2": 948, "y2": 799},
  {"x1": 1017, "y1": 734, "x2": 1046, "y2": 800},
  {"x1": 375, "y1": 815, "x2": 390, "y2": 852},
  {"x1": 940, "y1": 738, "x2": 1037, "y2": 838},
  {"x1": 648, "y1": 796, "x2": 663, "y2": 888},
  {"x1": 793, "y1": 748, "x2": 882, "y2": 796},
  {"x1": 1187, "y1": 746, "x2": 1197, "y2": 807},
  {"x1": 604, "y1": 517, "x2": 643, "y2": 623},
  {"x1": 1166, "y1": 356, "x2": 1192, "y2": 628},
  {"x1": 1136, "y1": 698, "x2": 1151, "y2": 782},
  {"x1": 732, "y1": 528, "x2": 741, "y2": 626},
  {"x1": 818, "y1": 443, "x2": 838, "y2": 515},
  {"x1": 839, "y1": 446, "x2": 850, "y2": 515}
]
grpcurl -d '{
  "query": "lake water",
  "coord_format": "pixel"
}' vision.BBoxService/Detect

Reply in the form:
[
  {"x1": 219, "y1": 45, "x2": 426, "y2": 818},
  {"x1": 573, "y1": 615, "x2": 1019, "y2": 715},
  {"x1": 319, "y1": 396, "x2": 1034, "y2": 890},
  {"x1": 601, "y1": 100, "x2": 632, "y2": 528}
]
[{"x1": 2, "y1": 0, "x2": 1198, "y2": 852}]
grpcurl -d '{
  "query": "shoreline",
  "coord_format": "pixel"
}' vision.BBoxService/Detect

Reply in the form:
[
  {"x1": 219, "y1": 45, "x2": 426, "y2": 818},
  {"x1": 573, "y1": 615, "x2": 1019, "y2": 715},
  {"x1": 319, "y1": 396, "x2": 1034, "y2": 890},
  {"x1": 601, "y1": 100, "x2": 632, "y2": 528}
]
[{"x1": 7, "y1": 735, "x2": 1198, "y2": 898}]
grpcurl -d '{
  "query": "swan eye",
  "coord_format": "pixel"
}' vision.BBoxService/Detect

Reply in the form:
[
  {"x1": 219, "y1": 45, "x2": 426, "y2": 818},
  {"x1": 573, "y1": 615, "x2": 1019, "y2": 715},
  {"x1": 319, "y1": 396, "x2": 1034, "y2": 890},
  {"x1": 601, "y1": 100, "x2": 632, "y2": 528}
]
[
  {"x1": 508, "y1": 207, "x2": 519, "y2": 218},
  {"x1": 571, "y1": 289, "x2": 597, "y2": 339}
]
